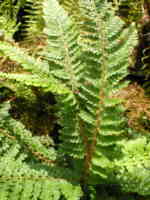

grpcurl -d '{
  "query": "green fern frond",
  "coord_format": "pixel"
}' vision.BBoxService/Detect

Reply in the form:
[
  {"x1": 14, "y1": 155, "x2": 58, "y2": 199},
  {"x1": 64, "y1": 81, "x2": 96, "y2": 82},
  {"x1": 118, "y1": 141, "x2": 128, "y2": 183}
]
[
  {"x1": 0, "y1": 80, "x2": 37, "y2": 101},
  {"x1": 0, "y1": 16, "x2": 17, "y2": 41},
  {"x1": 57, "y1": 93, "x2": 85, "y2": 159},
  {"x1": 58, "y1": 0, "x2": 82, "y2": 25},
  {"x1": 0, "y1": 41, "x2": 71, "y2": 94},
  {"x1": 114, "y1": 136, "x2": 150, "y2": 195},
  {"x1": 0, "y1": 0, "x2": 25, "y2": 41},
  {"x1": 0, "y1": 101, "x2": 83, "y2": 199},
  {"x1": 0, "y1": 41, "x2": 49, "y2": 75},
  {"x1": 0, "y1": 178, "x2": 82, "y2": 200},
  {"x1": 18, "y1": 0, "x2": 45, "y2": 42},
  {"x1": 43, "y1": 0, "x2": 83, "y2": 91},
  {"x1": 0, "y1": 101, "x2": 56, "y2": 163},
  {"x1": 47, "y1": 0, "x2": 138, "y2": 182},
  {"x1": 58, "y1": 0, "x2": 80, "y2": 14},
  {"x1": 116, "y1": 0, "x2": 144, "y2": 23},
  {"x1": 42, "y1": 0, "x2": 86, "y2": 160},
  {"x1": 68, "y1": 0, "x2": 138, "y2": 180},
  {"x1": 0, "y1": 72, "x2": 70, "y2": 95},
  {"x1": 0, "y1": 1, "x2": 85, "y2": 162}
]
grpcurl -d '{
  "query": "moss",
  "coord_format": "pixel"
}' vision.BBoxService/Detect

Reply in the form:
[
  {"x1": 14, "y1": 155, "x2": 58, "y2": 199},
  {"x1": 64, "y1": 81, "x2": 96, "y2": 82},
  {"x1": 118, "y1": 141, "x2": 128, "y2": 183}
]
[
  {"x1": 9, "y1": 89, "x2": 57, "y2": 137},
  {"x1": 114, "y1": 83, "x2": 150, "y2": 133}
]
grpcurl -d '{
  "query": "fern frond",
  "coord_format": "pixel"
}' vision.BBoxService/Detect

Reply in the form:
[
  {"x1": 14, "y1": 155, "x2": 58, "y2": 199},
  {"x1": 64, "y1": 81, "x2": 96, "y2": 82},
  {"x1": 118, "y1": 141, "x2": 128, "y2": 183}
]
[
  {"x1": 68, "y1": 0, "x2": 138, "y2": 180},
  {"x1": 0, "y1": 41, "x2": 49, "y2": 75},
  {"x1": 0, "y1": 101, "x2": 56, "y2": 163},
  {"x1": 116, "y1": 0, "x2": 143, "y2": 23},
  {"x1": 114, "y1": 136, "x2": 150, "y2": 195},
  {"x1": 142, "y1": 41, "x2": 150, "y2": 83},
  {"x1": 0, "y1": 178, "x2": 82, "y2": 200},
  {"x1": 46, "y1": 0, "x2": 138, "y2": 181},
  {"x1": 58, "y1": 0, "x2": 82, "y2": 24},
  {"x1": 0, "y1": 72, "x2": 70, "y2": 95},
  {"x1": 0, "y1": 101, "x2": 83, "y2": 199},
  {"x1": 0, "y1": 0, "x2": 25, "y2": 41},
  {"x1": 42, "y1": 0, "x2": 86, "y2": 160},
  {"x1": 18, "y1": 0, "x2": 45, "y2": 42},
  {"x1": 57, "y1": 93, "x2": 85, "y2": 159},
  {"x1": 43, "y1": 0, "x2": 83, "y2": 91},
  {"x1": 0, "y1": 80, "x2": 37, "y2": 101},
  {"x1": 0, "y1": 41, "x2": 71, "y2": 94}
]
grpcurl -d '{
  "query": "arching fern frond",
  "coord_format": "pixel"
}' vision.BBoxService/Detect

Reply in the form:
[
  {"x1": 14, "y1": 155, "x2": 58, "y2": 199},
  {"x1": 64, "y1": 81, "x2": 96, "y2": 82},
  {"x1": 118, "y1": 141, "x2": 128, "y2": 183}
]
[
  {"x1": 18, "y1": 0, "x2": 45, "y2": 43},
  {"x1": 42, "y1": 0, "x2": 86, "y2": 159},
  {"x1": 0, "y1": 72, "x2": 70, "y2": 95},
  {"x1": 0, "y1": 41, "x2": 49, "y2": 75},
  {"x1": 0, "y1": 101, "x2": 56, "y2": 163},
  {"x1": 0, "y1": 41, "x2": 70, "y2": 94},
  {"x1": 0, "y1": 101, "x2": 83, "y2": 200},
  {"x1": 66, "y1": 0, "x2": 138, "y2": 181}
]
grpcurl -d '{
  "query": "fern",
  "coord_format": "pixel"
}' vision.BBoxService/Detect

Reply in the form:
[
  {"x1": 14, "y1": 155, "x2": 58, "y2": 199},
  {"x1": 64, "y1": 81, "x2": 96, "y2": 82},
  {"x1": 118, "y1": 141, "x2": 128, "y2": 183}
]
[
  {"x1": 141, "y1": 26, "x2": 150, "y2": 92},
  {"x1": 18, "y1": 0, "x2": 45, "y2": 42},
  {"x1": 0, "y1": 41, "x2": 71, "y2": 94},
  {"x1": 2, "y1": 0, "x2": 150, "y2": 198},
  {"x1": 59, "y1": 0, "x2": 137, "y2": 181},
  {"x1": 0, "y1": 0, "x2": 26, "y2": 41},
  {"x1": 0, "y1": 101, "x2": 83, "y2": 200},
  {"x1": 43, "y1": 0, "x2": 83, "y2": 88},
  {"x1": 115, "y1": 0, "x2": 143, "y2": 23},
  {"x1": 42, "y1": 0, "x2": 86, "y2": 160},
  {"x1": 0, "y1": 0, "x2": 45, "y2": 46},
  {"x1": 77, "y1": 1, "x2": 138, "y2": 181},
  {"x1": 114, "y1": 136, "x2": 150, "y2": 195}
]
